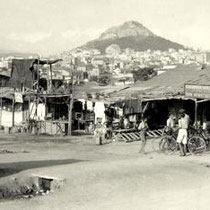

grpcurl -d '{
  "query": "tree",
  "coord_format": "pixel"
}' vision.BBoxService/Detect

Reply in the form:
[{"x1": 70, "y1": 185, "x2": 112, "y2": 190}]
[
  {"x1": 132, "y1": 67, "x2": 157, "y2": 82},
  {"x1": 98, "y1": 75, "x2": 111, "y2": 86}
]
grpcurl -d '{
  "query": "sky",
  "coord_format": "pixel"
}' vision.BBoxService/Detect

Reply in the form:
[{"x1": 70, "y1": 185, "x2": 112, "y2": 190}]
[{"x1": 0, "y1": 0, "x2": 210, "y2": 55}]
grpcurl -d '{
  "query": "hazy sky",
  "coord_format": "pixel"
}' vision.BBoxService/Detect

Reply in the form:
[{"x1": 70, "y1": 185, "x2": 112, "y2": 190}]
[{"x1": 1, "y1": 0, "x2": 210, "y2": 55}]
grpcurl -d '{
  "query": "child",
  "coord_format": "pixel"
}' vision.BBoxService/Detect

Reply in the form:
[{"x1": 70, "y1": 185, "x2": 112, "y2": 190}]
[
  {"x1": 138, "y1": 117, "x2": 149, "y2": 153},
  {"x1": 94, "y1": 118, "x2": 106, "y2": 145}
]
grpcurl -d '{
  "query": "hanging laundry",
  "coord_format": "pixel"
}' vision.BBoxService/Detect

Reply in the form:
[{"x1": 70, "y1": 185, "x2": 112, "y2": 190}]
[
  {"x1": 94, "y1": 102, "x2": 106, "y2": 124},
  {"x1": 37, "y1": 103, "x2": 46, "y2": 120},
  {"x1": 10, "y1": 59, "x2": 36, "y2": 89},
  {"x1": 78, "y1": 99, "x2": 86, "y2": 110},
  {"x1": 87, "y1": 101, "x2": 93, "y2": 111},
  {"x1": 14, "y1": 92, "x2": 23, "y2": 103}
]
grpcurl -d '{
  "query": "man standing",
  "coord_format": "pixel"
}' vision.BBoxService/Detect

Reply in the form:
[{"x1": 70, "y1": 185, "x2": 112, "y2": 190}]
[
  {"x1": 177, "y1": 110, "x2": 189, "y2": 156},
  {"x1": 180, "y1": 109, "x2": 190, "y2": 125}
]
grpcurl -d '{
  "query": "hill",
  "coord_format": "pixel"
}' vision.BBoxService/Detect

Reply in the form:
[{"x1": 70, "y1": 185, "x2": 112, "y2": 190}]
[{"x1": 80, "y1": 20, "x2": 186, "y2": 53}]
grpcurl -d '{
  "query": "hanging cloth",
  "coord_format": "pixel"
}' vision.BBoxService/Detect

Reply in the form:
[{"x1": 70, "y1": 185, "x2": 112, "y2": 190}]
[{"x1": 10, "y1": 59, "x2": 36, "y2": 89}]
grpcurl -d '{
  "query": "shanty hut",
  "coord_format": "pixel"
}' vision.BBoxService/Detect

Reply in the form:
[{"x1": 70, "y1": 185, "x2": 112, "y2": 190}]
[{"x1": 106, "y1": 64, "x2": 210, "y2": 129}]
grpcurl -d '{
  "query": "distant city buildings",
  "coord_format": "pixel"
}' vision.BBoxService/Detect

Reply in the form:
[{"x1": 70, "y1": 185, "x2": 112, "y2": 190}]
[
  {"x1": 0, "y1": 48, "x2": 209, "y2": 88},
  {"x1": 59, "y1": 48, "x2": 209, "y2": 86}
]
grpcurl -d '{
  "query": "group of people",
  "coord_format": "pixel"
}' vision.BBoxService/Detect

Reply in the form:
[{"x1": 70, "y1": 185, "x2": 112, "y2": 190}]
[
  {"x1": 166, "y1": 109, "x2": 190, "y2": 156},
  {"x1": 93, "y1": 108, "x2": 190, "y2": 157},
  {"x1": 93, "y1": 115, "x2": 149, "y2": 153}
]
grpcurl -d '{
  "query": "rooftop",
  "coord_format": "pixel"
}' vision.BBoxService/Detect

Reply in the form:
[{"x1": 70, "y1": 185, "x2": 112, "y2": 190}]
[{"x1": 107, "y1": 64, "x2": 210, "y2": 102}]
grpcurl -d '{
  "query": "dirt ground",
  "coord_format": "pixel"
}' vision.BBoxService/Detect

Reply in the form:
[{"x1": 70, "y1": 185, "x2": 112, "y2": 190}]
[{"x1": 0, "y1": 132, "x2": 210, "y2": 210}]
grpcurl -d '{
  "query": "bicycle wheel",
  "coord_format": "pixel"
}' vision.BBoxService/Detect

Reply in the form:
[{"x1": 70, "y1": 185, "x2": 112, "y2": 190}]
[
  {"x1": 188, "y1": 136, "x2": 206, "y2": 154},
  {"x1": 159, "y1": 136, "x2": 177, "y2": 153},
  {"x1": 152, "y1": 138, "x2": 162, "y2": 152},
  {"x1": 164, "y1": 136, "x2": 177, "y2": 153},
  {"x1": 167, "y1": 136, "x2": 178, "y2": 153},
  {"x1": 159, "y1": 136, "x2": 167, "y2": 152}
]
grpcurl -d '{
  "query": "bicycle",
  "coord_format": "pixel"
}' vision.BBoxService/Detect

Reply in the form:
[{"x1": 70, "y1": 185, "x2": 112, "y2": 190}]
[
  {"x1": 187, "y1": 125, "x2": 206, "y2": 154},
  {"x1": 159, "y1": 125, "x2": 206, "y2": 155},
  {"x1": 158, "y1": 127, "x2": 178, "y2": 154}
]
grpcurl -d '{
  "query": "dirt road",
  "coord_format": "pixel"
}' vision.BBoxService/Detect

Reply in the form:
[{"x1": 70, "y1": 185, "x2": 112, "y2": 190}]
[{"x1": 0, "y1": 133, "x2": 210, "y2": 210}]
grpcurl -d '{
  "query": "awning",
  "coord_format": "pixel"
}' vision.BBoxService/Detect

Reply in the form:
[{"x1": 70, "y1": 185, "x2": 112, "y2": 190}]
[{"x1": 34, "y1": 59, "x2": 62, "y2": 65}]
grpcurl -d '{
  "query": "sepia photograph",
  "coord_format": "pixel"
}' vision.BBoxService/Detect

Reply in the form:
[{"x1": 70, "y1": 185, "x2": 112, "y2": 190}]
[{"x1": 0, "y1": 0, "x2": 210, "y2": 209}]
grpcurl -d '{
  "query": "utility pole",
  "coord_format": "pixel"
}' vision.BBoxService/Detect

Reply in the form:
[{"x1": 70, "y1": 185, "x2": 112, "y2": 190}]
[{"x1": 68, "y1": 60, "x2": 74, "y2": 135}]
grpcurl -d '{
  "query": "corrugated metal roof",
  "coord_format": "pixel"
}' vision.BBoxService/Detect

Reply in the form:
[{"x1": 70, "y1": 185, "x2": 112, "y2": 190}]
[{"x1": 108, "y1": 65, "x2": 210, "y2": 102}]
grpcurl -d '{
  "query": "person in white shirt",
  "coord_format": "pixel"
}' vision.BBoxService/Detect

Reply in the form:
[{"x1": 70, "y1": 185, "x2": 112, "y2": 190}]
[
  {"x1": 123, "y1": 117, "x2": 130, "y2": 129},
  {"x1": 166, "y1": 113, "x2": 176, "y2": 135},
  {"x1": 179, "y1": 109, "x2": 190, "y2": 125},
  {"x1": 166, "y1": 114, "x2": 175, "y2": 129},
  {"x1": 177, "y1": 110, "x2": 189, "y2": 156}
]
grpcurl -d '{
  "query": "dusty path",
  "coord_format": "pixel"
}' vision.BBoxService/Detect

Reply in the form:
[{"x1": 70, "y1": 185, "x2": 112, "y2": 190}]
[{"x1": 0, "y1": 133, "x2": 210, "y2": 210}]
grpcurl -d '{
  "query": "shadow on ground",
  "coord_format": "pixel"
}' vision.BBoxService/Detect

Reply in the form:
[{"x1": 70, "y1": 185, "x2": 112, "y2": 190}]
[{"x1": 0, "y1": 159, "x2": 85, "y2": 178}]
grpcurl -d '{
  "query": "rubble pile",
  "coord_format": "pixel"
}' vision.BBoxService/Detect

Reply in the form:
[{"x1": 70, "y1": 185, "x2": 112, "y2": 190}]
[{"x1": 0, "y1": 175, "x2": 65, "y2": 199}]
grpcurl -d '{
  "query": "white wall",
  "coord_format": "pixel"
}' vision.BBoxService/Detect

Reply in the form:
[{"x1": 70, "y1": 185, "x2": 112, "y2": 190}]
[{"x1": 1, "y1": 103, "x2": 23, "y2": 127}]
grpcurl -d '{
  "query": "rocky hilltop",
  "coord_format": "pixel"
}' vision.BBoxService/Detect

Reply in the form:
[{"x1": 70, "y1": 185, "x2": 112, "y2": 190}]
[
  {"x1": 99, "y1": 20, "x2": 155, "y2": 40},
  {"x1": 80, "y1": 20, "x2": 186, "y2": 53}
]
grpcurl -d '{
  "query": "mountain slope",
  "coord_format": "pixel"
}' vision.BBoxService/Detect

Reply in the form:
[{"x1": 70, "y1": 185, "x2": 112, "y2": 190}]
[
  {"x1": 80, "y1": 20, "x2": 186, "y2": 53},
  {"x1": 85, "y1": 36, "x2": 185, "y2": 53}
]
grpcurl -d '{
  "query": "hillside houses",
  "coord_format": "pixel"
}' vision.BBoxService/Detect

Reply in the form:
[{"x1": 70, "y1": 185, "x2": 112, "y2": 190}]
[
  {"x1": 0, "y1": 47, "x2": 208, "y2": 90},
  {"x1": 0, "y1": 55, "x2": 210, "y2": 136},
  {"x1": 59, "y1": 48, "x2": 209, "y2": 87}
]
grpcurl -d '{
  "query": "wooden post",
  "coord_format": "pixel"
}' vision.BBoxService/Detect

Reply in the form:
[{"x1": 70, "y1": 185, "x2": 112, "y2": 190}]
[
  {"x1": 35, "y1": 96, "x2": 38, "y2": 120},
  {"x1": 68, "y1": 94, "x2": 73, "y2": 135},
  {"x1": 68, "y1": 68, "x2": 74, "y2": 136},
  {"x1": 0, "y1": 98, "x2": 2, "y2": 126},
  {"x1": 84, "y1": 101, "x2": 87, "y2": 131},
  {"x1": 28, "y1": 95, "x2": 31, "y2": 120},
  {"x1": 12, "y1": 94, "x2": 15, "y2": 127},
  {"x1": 194, "y1": 99, "x2": 198, "y2": 128},
  {"x1": 50, "y1": 64, "x2": 53, "y2": 91},
  {"x1": 44, "y1": 96, "x2": 47, "y2": 118},
  {"x1": 37, "y1": 57, "x2": 40, "y2": 90},
  {"x1": 27, "y1": 95, "x2": 31, "y2": 133},
  {"x1": 203, "y1": 102, "x2": 207, "y2": 123},
  {"x1": 142, "y1": 102, "x2": 149, "y2": 114},
  {"x1": 47, "y1": 62, "x2": 53, "y2": 92}
]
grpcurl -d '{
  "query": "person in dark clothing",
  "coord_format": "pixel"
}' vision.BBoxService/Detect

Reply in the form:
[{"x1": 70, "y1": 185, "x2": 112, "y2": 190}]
[{"x1": 119, "y1": 116, "x2": 124, "y2": 129}]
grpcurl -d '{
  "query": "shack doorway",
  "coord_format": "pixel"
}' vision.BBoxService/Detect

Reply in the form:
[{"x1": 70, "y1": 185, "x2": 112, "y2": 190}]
[
  {"x1": 47, "y1": 97, "x2": 69, "y2": 120},
  {"x1": 143, "y1": 99, "x2": 195, "y2": 129}
]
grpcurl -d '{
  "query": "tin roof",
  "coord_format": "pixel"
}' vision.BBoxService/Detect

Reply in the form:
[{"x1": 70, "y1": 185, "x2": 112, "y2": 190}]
[{"x1": 107, "y1": 64, "x2": 210, "y2": 102}]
